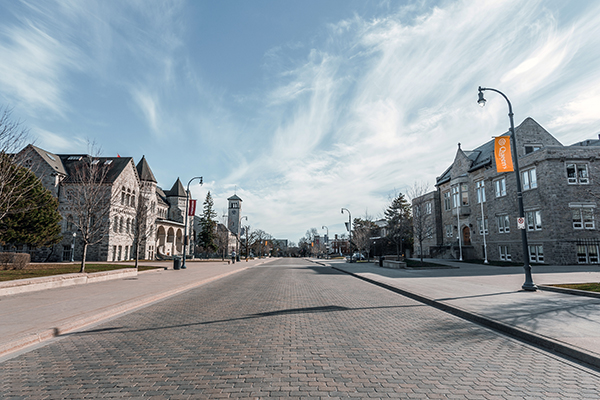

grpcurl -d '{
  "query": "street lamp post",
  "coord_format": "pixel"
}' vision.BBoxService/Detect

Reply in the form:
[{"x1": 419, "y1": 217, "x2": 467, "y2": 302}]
[
  {"x1": 181, "y1": 176, "x2": 203, "y2": 270},
  {"x1": 241, "y1": 216, "x2": 248, "y2": 261},
  {"x1": 322, "y1": 225, "x2": 329, "y2": 259},
  {"x1": 71, "y1": 232, "x2": 76, "y2": 262},
  {"x1": 341, "y1": 208, "x2": 352, "y2": 261},
  {"x1": 478, "y1": 86, "x2": 536, "y2": 291}
]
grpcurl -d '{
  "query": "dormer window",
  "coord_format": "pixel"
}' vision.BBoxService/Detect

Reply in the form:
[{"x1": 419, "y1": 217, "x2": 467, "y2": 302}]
[{"x1": 525, "y1": 145, "x2": 541, "y2": 154}]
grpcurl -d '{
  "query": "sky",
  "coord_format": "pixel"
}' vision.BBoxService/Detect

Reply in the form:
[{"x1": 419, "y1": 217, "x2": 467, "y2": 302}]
[{"x1": 1, "y1": 0, "x2": 600, "y2": 244}]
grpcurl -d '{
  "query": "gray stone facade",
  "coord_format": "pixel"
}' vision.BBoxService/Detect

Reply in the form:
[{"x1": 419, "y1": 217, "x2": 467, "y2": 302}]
[
  {"x1": 10, "y1": 145, "x2": 193, "y2": 262},
  {"x1": 413, "y1": 118, "x2": 600, "y2": 265}
]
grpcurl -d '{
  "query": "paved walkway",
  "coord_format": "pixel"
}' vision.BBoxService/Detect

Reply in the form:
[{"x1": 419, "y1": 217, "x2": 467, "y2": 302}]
[
  {"x1": 329, "y1": 258, "x2": 600, "y2": 369},
  {"x1": 3, "y1": 256, "x2": 600, "y2": 371},
  {"x1": 0, "y1": 258, "x2": 269, "y2": 360}
]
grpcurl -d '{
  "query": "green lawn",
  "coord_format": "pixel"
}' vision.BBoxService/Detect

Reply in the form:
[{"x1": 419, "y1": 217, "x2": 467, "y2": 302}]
[
  {"x1": 552, "y1": 282, "x2": 600, "y2": 293},
  {"x1": 0, "y1": 264, "x2": 160, "y2": 282}
]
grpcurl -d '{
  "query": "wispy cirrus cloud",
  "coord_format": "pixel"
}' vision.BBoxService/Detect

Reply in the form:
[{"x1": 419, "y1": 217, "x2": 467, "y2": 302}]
[{"x1": 224, "y1": 0, "x2": 600, "y2": 240}]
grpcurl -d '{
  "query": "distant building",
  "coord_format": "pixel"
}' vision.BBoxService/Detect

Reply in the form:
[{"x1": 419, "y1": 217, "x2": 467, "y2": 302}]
[
  {"x1": 412, "y1": 118, "x2": 600, "y2": 265},
  {"x1": 9, "y1": 145, "x2": 193, "y2": 262}
]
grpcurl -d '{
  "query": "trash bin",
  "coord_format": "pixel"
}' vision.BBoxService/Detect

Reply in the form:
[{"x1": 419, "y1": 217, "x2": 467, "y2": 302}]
[{"x1": 173, "y1": 256, "x2": 181, "y2": 270}]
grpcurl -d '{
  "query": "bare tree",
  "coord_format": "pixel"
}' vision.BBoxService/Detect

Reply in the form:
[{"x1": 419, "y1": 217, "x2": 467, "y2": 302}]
[
  {"x1": 62, "y1": 145, "x2": 119, "y2": 272},
  {"x1": 129, "y1": 192, "x2": 154, "y2": 268},
  {"x1": 410, "y1": 181, "x2": 435, "y2": 263},
  {"x1": 0, "y1": 107, "x2": 38, "y2": 225},
  {"x1": 352, "y1": 215, "x2": 377, "y2": 261}
]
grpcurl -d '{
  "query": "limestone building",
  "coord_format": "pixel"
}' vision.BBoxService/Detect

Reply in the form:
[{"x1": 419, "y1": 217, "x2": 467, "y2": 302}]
[
  {"x1": 412, "y1": 118, "x2": 600, "y2": 265},
  {"x1": 11, "y1": 145, "x2": 193, "y2": 262}
]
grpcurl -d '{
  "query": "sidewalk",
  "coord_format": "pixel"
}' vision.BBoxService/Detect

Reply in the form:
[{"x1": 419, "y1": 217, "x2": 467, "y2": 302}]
[
  {"x1": 328, "y1": 258, "x2": 600, "y2": 369},
  {"x1": 0, "y1": 258, "x2": 268, "y2": 360}
]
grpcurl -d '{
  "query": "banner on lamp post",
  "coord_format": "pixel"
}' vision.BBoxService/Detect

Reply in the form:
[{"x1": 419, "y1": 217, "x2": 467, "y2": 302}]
[
  {"x1": 494, "y1": 136, "x2": 514, "y2": 173},
  {"x1": 188, "y1": 199, "x2": 197, "y2": 216}
]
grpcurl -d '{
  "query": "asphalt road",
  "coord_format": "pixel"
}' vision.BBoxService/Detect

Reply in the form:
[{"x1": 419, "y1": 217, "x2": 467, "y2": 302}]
[{"x1": 1, "y1": 258, "x2": 600, "y2": 399}]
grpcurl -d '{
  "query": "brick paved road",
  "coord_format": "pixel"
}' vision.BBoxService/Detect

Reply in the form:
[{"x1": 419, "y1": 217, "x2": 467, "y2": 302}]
[{"x1": 2, "y1": 259, "x2": 600, "y2": 399}]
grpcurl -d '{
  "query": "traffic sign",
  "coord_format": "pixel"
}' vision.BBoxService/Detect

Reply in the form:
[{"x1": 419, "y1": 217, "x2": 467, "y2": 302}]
[{"x1": 517, "y1": 217, "x2": 525, "y2": 229}]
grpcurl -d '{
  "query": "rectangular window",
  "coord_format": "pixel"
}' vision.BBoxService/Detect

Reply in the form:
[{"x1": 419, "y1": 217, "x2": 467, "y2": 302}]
[
  {"x1": 62, "y1": 245, "x2": 72, "y2": 261},
  {"x1": 451, "y1": 186, "x2": 459, "y2": 208},
  {"x1": 577, "y1": 245, "x2": 599, "y2": 264},
  {"x1": 495, "y1": 178, "x2": 506, "y2": 197},
  {"x1": 461, "y1": 184, "x2": 469, "y2": 206},
  {"x1": 497, "y1": 215, "x2": 510, "y2": 233},
  {"x1": 572, "y1": 206, "x2": 595, "y2": 229},
  {"x1": 443, "y1": 191, "x2": 451, "y2": 211},
  {"x1": 445, "y1": 225, "x2": 454, "y2": 238},
  {"x1": 522, "y1": 168, "x2": 537, "y2": 190},
  {"x1": 477, "y1": 218, "x2": 488, "y2": 235},
  {"x1": 567, "y1": 163, "x2": 589, "y2": 184},
  {"x1": 425, "y1": 202, "x2": 432, "y2": 215},
  {"x1": 526, "y1": 210, "x2": 542, "y2": 231},
  {"x1": 476, "y1": 180, "x2": 485, "y2": 203},
  {"x1": 499, "y1": 245, "x2": 511, "y2": 261},
  {"x1": 529, "y1": 245, "x2": 544, "y2": 263}
]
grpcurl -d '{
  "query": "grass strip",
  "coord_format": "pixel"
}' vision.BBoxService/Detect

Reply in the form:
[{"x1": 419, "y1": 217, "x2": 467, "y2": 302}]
[
  {"x1": 552, "y1": 282, "x2": 600, "y2": 293},
  {"x1": 0, "y1": 264, "x2": 159, "y2": 282}
]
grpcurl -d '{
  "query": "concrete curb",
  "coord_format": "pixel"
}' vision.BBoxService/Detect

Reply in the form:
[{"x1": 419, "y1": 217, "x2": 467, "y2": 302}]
[
  {"x1": 0, "y1": 267, "x2": 249, "y2": 359},
  {"x1": 538, "y1": 284, "x2": 600, "y2": 299},
  {"x1": 332, "y1": 266, "x2": 600, "y2": 371},
  {"x1": 0, "y1": 268, "x2": 139, "y2": 297}
]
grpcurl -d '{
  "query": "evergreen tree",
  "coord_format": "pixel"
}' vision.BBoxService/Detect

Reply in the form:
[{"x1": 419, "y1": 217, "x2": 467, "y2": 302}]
[
  {"x1": 384, "y1": 192, "x2": 412, "y2": 260},
  {"x1": 0, "y1": 166, "x2": 62, "y2": 247},
  {"x1": 199, "y1": 191, "x2": 218, "y2": 253}
]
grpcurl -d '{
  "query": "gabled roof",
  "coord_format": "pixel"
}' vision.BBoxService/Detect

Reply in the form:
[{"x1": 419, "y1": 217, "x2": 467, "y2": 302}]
[
  {"x1": 136, "y1": 155, "x2": 157, "y2": 183},
  {"x1": 167, "y1": 178, "x2": 187, "y2": 197},
  {"x1": 59, "y1": 155, "x2": 135, "y2": 184},
  {"x1": 28, "y1": 145, "x2": 67, "y2": 175},
  {"x1": 228, "y1": 194, "x2": 242, "y2": 201}
]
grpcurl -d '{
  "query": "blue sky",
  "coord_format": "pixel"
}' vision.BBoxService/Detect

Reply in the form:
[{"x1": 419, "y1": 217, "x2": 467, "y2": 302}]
[{"x1": 1, "y1": 0, "x2": 600, "y2": 244}]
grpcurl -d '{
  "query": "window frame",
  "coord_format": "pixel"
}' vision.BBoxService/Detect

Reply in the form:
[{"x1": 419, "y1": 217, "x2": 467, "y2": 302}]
[
  {"x1": 529, "y1": 245, "x2": 544, "y2": 263},
  {"x1": 443, "y1": 191, "x2": 451, "y2": 211},
  {"x1": 566, "y1": 163, "x2": 589, "y2": 185},
  {"x1": 521, "y1": 168, "x2": 537, "y2": 191},
  {"x1": 494, "y1": 177, "x2": 506, "y2": 198},
  {"x1": 526, "y1": 210, "x2": 542, "y2": 231},
  {"x1": 499, "y1": 245, "x2": 511, "y2": 261},
  {"x1": 496, "y1": 215, "x2": 510, "y2": 233}
]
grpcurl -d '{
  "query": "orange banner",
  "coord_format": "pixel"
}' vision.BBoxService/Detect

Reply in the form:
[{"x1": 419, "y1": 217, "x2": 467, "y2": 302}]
[{"x1": 494, "y1": 136, "x2": 514, "y2": 173}]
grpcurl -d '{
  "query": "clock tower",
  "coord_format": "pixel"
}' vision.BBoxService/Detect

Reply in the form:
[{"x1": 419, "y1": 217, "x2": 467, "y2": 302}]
[{"x1": 227, "y1": 194, "x2": 242, "y2": 237}]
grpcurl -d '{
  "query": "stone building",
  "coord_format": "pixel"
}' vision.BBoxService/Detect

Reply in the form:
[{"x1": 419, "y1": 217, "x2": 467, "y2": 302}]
[
  {"x1": 413, "y1": 118, "x2": 600, "y2": 265},
  {"x1": 11, "y1": 145, "x2": 193, "y2": 262}
]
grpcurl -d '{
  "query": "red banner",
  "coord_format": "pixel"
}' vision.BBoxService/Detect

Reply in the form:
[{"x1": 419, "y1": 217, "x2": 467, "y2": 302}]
[{"x1": 188, "y1": 199, "x2": 197, "y2": 216}]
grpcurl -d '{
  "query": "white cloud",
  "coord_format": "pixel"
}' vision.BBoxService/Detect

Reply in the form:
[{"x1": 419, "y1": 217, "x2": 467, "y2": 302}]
[
  {"x1": 35, "y1": 128, "x2": 87, "y2": 153},
  {"x1": 224, "y1": 0, "x2": 600, "y2": 240}
]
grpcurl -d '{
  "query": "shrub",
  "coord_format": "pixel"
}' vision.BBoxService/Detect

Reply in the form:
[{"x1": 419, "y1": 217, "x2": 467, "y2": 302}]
[{"x1": 0, "y1": 252, "x2": 30, "y2": 270}]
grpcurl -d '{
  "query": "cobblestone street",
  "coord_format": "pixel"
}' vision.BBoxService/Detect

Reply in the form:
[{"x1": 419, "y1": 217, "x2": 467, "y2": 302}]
[{"x1": 2, "y1": 259, "x2": 600, "y2": 399}]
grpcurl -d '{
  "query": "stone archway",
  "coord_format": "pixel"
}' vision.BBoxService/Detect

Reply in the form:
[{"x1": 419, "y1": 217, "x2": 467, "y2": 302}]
[
  {"x1": 156, "y1": 226, "x2": 166, "y2": 256},
  {"x1": 176, "y1": 229, "x2": 183, "y2": 254},
  {"x1": 462, "y1": 226, "x2": 471, "y2": 246},
  {"x1": 167, "y1": 227, "x2": 175, "y2": 256}
]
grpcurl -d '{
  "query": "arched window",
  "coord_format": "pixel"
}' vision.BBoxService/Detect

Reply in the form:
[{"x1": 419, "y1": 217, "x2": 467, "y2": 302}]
[
  {"x1": 126, "y1": 189, "x2": 131, "y2": 207},
  {"x1": 121, "y1": 186, "x2": 126, "y2": 205},
  {"x1": 126, "y1": 218, "x2": 131, "y2": 234},
  {"x1": 119, "y1": 217, "x2": 124, "y2": 233},
  {"x1": 131, "y1": 191, "x2": 136, "y2": 207},
  {"x1": 66, "y1": 215, "x2": 74, "y2": 232},
  {"x1": 113, "y1": 217, "x2": 118, "y2": 233}
]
